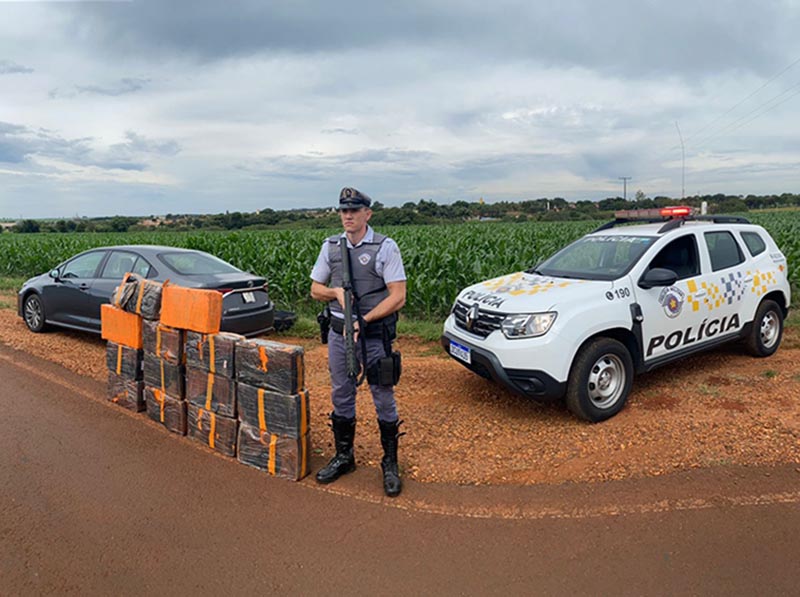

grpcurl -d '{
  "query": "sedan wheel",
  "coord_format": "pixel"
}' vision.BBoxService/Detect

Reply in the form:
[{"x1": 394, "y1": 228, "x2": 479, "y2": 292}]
[{"x1": 24, "y1": 294, "x2": 48, "y2": 333}]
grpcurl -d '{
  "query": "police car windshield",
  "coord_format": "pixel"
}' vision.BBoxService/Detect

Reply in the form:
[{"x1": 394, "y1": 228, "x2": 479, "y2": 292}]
[{"x1": 536, "y1": 234, "x2": 656, "y2": 280}]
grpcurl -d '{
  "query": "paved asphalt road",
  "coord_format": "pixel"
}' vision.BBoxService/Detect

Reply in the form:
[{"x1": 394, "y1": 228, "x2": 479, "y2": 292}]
[{"x1": 1, "y1": 342, "x2": 798, "y2": 595}]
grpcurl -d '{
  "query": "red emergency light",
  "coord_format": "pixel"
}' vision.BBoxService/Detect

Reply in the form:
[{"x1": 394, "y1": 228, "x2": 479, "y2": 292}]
[{"x1": 660, "y1": 206, "x2": 693, "y2": 217}]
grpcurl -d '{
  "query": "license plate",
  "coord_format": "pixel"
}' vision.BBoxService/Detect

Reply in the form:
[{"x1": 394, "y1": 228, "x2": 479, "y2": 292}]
[
  {"x1": 449, "y1": 340, "x2": 471, "y2": 364},
  {"x1": 242, "y1": 291, "x2": 256, "y2": 304}
]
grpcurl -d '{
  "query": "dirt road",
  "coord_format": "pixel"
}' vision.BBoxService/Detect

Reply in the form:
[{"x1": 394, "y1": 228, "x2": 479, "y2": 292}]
[{"x1": 2, "y1": 343, "x2": 799, "y2": 595}]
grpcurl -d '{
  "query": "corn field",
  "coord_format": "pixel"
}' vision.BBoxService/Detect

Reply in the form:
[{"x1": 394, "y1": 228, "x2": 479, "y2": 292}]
[{"x1": 1, "y1": 214, "x2": 798, "y2": 319}]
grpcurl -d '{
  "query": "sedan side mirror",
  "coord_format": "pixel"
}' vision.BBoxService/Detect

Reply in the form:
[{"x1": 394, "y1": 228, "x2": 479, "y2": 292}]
[
  {"x1": 638, "y1": 267, "x2": 678, "y2": 290},
  {"x1": 49, "y1": 269, "x2": 60, "y2": 280}
]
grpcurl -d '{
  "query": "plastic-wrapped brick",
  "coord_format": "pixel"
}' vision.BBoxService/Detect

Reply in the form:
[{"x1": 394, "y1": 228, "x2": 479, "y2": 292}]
[
  {"x1": 237, "y1": 423, "x2": 310, "y2": 481},
  {"x1": 145, "y1": 386, "x2": 187, "y2": 435},
  {"x1": 107, "y1": 372, "x2": 144, "y2": 412},
  {"x1": 184, "y1": 331, "x2": 243, "y2": 378},
  {"x1": 187, "y1": 404, "x2": 238, "y2": 458},
  {"x1": 101, "y1": 304, "x2": 143, "y2": 349},
  {"x1": 143, "y1": 320, "x2": 185, "y2": 366},
  {"x1": 143, "y1": 353, "x2": 185, "y2": 399},
  {"x1": 186, "y1": 366, "x2": 237, "y2": 418},
  {"x1": 237, "y1": 383, "x2": 308, "y2": 439},
  {"x1": 160, "y1": 285, "x2": 222, "y2": 334},
  {"x1": 112, "y1": 273, "x2": 163, "y2": 320},
  {"x1": 235, "y1": 339, "x2": 304, "y2": 395},
  {"x1": 105, "y1": 341, "x2": 143, "y2": 381}
]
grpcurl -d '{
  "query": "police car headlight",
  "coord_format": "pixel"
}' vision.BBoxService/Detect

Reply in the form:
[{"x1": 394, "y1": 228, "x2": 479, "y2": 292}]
[{"x1": 501, "y1": 312, "x2": 557, "y2": 339}]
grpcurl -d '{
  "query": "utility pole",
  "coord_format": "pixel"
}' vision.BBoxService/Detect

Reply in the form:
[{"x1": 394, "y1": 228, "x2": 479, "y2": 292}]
[
  {"x1": 675, "y1": 121, "x2": 685, "y2": 199},
  {"x1": 619, "y1": 176, "x2": 631, "y2": 201}
]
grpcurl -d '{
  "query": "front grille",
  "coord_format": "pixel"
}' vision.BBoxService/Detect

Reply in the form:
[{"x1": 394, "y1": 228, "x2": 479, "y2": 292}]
[{"x1": 453, "y1": 301, "x2": 505, "y2": 338}]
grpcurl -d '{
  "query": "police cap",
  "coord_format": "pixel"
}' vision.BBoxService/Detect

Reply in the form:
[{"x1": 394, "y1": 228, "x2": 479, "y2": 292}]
[{"x1": 338, "y1": 187, "x2": 372, "y2": 209}]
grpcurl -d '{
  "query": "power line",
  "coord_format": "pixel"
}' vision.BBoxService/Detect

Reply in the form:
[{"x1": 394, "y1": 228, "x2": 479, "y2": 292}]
[
  {"x1": 692, "y1": 78, "x2": 800, "y2": 148},
  {"x1": 681, "y1": 54, "x2": 800, "y2": 147}
]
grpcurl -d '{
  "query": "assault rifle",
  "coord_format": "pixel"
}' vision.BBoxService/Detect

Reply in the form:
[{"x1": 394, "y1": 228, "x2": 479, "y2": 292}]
[{"x1": 340, "y1": 239, "x2": 364, "y2": 384}]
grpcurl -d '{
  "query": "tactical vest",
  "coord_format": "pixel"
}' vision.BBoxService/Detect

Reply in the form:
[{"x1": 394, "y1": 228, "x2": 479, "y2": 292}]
[{"x1": 327, "y1": 233, "x2": 390, "y2": 320}]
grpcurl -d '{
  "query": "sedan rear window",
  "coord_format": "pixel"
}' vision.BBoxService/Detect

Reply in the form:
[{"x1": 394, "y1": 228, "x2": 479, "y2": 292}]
[{"x1": 159, "y1": 252, "x2": 240, "y2": 275}]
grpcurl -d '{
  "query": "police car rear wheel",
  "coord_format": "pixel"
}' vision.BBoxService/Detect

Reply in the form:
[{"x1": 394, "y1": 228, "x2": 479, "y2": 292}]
[
  {"x1": 746, "y1": 299, "x2": 783, "y2": 357},
  {"x1": 566, "y1": 338, "x2": 633, "y2": 423}
]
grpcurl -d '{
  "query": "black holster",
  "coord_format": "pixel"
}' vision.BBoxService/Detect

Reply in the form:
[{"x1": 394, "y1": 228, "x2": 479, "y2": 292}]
[
  {"x1": 367, "y1": 351, "x2": 402, "y2": 386},
  {"x1": 366, "y1": 318, "x2": 402, "y2": 386},
  {"x1": 317, "y1": 306, "x2": 331, "y2": 344}
]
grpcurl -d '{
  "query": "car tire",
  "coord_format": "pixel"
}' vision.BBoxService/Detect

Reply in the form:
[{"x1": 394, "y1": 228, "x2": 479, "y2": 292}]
[
  {"x1": 566, "y1": 337, "x2": 633, "y2": 423},
  {"x1": 745, "y1": 299, "x2": 783, "y2": 358},
  {"x1": 23, "y1": 293, "x2": 49, "y2": 333}
]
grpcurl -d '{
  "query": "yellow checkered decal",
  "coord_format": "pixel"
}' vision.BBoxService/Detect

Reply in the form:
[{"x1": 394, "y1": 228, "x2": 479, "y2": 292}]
[
  {"x1": 482, "y1": 272, "x2": 583, "y2": 296},
  {"x1": 752, "y1": 269, "x2": 777, "y2": 298},
  {"x1": 686, "y1": 268, "x2": 777, "y2": 312}
]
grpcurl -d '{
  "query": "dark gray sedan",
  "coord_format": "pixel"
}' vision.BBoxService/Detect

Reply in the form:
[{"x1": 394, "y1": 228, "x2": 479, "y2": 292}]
[{"x1": 18, "y1": 245, "x2": 274, "y2": 337}]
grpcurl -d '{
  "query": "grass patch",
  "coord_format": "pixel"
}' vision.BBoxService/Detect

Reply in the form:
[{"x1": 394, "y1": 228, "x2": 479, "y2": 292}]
[
  {"x1": 0, "y1": 300, "x2": 15, "y2": 311},
  {"x1": 761, "y1": 369, "x2": 778, "y2": 379},
  {"x1": 274, "y1": 313, "x2": 444, "y2": 344},
  {"x1": 784, "y1": 307, "x2": 799, "y2": 329},
  {"x1": 697, "y1": 383, "x2": 719, "y2": 397},
  {"x1": 0, "y1": 277, "x2": 25, "y2": 293}
]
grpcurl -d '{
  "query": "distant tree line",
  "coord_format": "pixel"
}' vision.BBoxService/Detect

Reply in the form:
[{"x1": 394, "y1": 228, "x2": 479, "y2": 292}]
[{"x1": 6, "y1": 192, "x2": 800, "y2": 233}]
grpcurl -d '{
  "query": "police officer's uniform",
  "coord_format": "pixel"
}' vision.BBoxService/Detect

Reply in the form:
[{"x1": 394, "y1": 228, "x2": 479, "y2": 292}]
[{"x1": 310, "y1": 187, "x2": 406, "y2": 496}]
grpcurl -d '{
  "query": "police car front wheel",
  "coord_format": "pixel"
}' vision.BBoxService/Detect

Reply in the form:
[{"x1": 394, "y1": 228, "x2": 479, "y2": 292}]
[
  {"x1": 566, "y1": 338, "x2": 634, "y2": 423},
  {"x1": 745, "y1": 299, "x2": 783, "y2": 358}
]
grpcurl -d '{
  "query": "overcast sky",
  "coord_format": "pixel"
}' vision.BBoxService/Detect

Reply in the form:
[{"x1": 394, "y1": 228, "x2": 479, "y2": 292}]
[{"x1": 1, "y1": 0, "x2": 799, "y2": 219}]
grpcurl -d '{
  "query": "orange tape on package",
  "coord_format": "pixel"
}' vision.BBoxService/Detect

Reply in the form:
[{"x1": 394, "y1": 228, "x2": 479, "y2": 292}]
[
  {"x1": 101, "y1": 304, "x2": 143, "y2": 349},
  {"x1": 160, "y1": 285, "x2": 223, "y2": 334}
]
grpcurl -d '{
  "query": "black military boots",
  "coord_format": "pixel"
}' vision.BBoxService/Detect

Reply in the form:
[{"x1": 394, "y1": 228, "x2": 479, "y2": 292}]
[
  {"x1": 316, "y1": 413, "x2": 356, "y2": 484},
  {"x1": 378, "y1": 419, "x2": 404, "y2": 497}
]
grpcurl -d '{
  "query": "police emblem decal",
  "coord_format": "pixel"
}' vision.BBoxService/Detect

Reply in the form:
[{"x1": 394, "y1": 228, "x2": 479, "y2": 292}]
[
  {"x1": 465, "y1": 303, "x2": 480, "y2": 332},
  {"x1": 358, "y1": 254, "x2": 371, "y2": 266},
  {"x1": 658, "y1": 286, "x2": 685, "y2": 318}
]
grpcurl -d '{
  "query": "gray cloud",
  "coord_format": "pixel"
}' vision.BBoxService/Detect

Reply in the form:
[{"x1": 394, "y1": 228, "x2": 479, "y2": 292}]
[
  {"x1": 0, "y1": 59, "x2": 33, "y2": 74},
  {"x1": 0, "y1": 122, "x2": 178, "y2": 173},
  {"x1": 50, "y1": 77, "x2": 150, "y2": 99},
  {"x1": 59, "y1": 0, "x2": 798, "y2": 79}
]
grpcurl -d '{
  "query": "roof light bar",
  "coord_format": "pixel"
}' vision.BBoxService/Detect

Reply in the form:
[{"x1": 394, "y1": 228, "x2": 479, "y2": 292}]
[
  {"x1": 660, "y1": 206, "x2": 693, "y2": 217},
  {"x1": 612, "y1": 206, "x2": 695, "y2": 220}
]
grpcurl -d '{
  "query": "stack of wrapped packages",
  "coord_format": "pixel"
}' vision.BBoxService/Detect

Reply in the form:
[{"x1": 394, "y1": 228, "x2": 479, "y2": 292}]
[
  {"x1": 102, "y1": 273, "x2": 163, "y2": 411},
  {"x1": 185, "y1": 330, "x2": 244, "y2": 457},
  {"x1": 147, "y1": 284, "x2": 223, "y2": 436},
  {"x1": 143, "y1": 318, "x2": 187, "y2": 434},
  {"x1": 103, "y1": 274, "x2": 310, "y2": 482},
  {"x1": 236, "y1": 339, "x2": 309, "y2": 481}
]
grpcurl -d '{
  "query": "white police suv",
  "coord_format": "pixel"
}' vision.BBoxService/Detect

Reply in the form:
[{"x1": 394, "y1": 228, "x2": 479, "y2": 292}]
[{"x1": 442, "y1": 207, "x2": 791, "y2": 422}]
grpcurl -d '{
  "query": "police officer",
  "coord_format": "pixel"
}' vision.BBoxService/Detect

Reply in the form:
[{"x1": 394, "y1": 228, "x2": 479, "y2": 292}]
[{"x1": 310, "y1": 187, "x2": 407, "y2": 497}]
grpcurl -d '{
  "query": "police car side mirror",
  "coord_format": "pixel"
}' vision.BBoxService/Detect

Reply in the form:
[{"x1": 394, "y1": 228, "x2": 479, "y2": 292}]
[{"x1": 638, "y1": 267, "x2": 678, "y2": 290}]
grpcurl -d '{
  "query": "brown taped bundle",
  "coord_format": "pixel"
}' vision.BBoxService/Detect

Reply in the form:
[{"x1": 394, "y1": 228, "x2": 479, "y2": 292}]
[
  {"x1": 101, "y1": 304, "x2": 143, "y2": 349},
  {"x1": 187, "y1": 404, "x2": 238, "y2": 458},
  {"x1": 104, "y1": 341, "x2": 143, "y2": 381},
  {"x1": 184, "y1": 331, "x2": 243, "y2": 378},
  {"x1": 160, "y1": 285, "x2": 222, "y2": 334},
  {"x1": 143, "y1": 353, "x2": 185, "y2": 399},
  {"x1": 237, "y1": 383, "x2": 308, "y2": 439},
  {"x1": 144, "y1": 386, "x2": 187, "y2": 435},
  {"x1": 236, "y1": 423, "x2": 309, "y2": 481},
  {"x1": 107, "y1": 372, "x2": 144, "y2": 412},
  {"x1": 143, "y1": 320, "x2": 185, "y2": 365},
  {"x1": 186, "y1": 366, "x2": 237, "y2": 417},
  {"x1": 112, "y1": 272, "x2": 164, "y2": 320},
  {"x1": 235, "y1": 339, "x2": 304, "y2": 395}
]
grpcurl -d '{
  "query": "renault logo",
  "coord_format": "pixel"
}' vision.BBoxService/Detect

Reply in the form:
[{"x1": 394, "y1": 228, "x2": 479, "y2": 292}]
[{"x1": 465, "y1": 303, "x2": 480, "y2": 332}]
